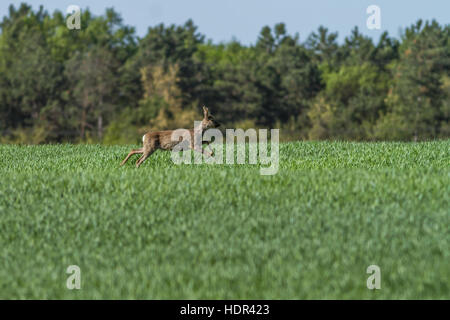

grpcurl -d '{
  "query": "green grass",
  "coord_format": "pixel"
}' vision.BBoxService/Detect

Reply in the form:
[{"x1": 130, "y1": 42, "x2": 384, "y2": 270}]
[{"x1": 0, "y1": 141, "x2": 448, "y2": 299}]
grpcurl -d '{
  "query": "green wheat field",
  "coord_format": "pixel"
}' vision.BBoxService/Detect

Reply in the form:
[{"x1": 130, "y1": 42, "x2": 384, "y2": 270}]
[{"x1": 0, "y1": 141, "x2": 449, "y2": 299}]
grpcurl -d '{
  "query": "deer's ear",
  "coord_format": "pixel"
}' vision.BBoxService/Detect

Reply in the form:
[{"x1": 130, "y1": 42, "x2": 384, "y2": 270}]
[{"x1": 203, "y1": 106, "x2": 209, "y2": 117}]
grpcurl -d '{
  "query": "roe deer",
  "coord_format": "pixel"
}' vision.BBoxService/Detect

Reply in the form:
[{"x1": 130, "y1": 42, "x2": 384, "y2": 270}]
[{"x1": 120, "y1": 106, "x2": 221, "y2": 168}]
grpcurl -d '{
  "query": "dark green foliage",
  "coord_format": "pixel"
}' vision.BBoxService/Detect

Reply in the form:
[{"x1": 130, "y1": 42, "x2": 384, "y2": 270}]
[
  {"x1": 0, "y1": 4, "x2": 449, "y2": 142},
  {"x1": 375, "y1": 20, "x2": 450, "y2": 140}
]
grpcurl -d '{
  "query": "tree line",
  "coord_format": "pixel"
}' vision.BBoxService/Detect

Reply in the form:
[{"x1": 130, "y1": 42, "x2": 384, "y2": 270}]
[{"x1": 0, "y1": 3, "x2": 448, "y2": 143}]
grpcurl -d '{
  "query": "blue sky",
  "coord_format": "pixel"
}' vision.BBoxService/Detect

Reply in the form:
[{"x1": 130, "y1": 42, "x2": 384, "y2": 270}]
[{"x1": 2, "y1": 0, "x2": 449, "y2": 44}]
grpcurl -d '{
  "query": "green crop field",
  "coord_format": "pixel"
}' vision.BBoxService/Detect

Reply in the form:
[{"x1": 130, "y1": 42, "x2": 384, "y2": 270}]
[{"x1": 0, "y1": 141, "x2": 448, "y2": 299}]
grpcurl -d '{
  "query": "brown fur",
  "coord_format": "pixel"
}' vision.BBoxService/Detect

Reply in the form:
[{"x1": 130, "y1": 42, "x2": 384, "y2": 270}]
[{"x1": 120, "y1": 106, "x2": 220, "y2": 168}]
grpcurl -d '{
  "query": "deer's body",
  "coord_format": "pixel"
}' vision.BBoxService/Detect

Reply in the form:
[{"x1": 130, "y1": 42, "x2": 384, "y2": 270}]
[{"x1": 120, "y1": 106, "x2": 220, "y2": 168}]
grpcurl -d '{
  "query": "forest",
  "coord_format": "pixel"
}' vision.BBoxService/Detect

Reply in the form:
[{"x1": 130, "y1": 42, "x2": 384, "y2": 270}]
[{"x1": 0, "y1": 3, "x2": 449, "y2": 143}]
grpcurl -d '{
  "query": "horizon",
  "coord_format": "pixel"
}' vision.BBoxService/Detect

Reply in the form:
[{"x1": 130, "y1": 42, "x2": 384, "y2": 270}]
[{"x1": 1, "y1": 0, "x2": 449, "y2": 44}]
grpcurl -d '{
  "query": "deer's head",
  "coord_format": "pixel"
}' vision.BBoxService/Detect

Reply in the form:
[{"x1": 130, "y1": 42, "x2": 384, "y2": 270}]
[{"x1": 201, "y1": 106, "x2": 220, "y2": 130}]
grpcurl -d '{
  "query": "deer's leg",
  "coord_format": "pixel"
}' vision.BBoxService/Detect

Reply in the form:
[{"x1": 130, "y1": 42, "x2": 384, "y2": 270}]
[
  {"x1": 120, "y1": 148, "x2": 143, "y2": 166},
  {"x1": 203, "y1": 141, "x2": 215, "y2": 156},
  {"x1": 136, "y1": 148, "x2": 155, "y2": 168},
  {"x1": 189, "y1": 144, "x2": 212, "y2": 157}
]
